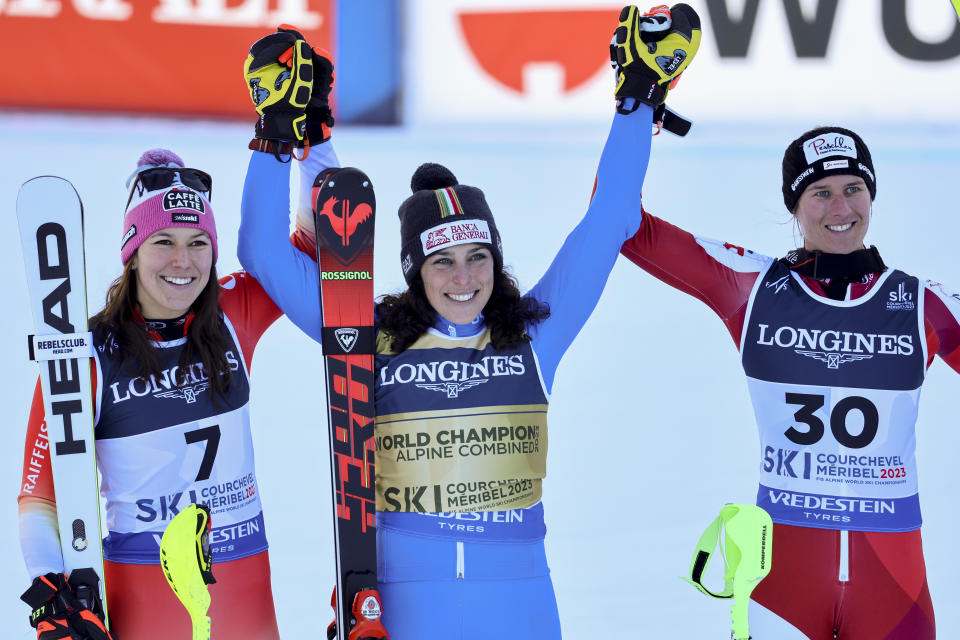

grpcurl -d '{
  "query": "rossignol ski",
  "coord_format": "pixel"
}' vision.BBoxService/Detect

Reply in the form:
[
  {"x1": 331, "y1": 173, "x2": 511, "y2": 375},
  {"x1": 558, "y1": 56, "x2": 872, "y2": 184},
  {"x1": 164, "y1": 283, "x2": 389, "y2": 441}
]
[
  {"x1": 16, "y1": 176, "x2": 111, "y2": 625},
  {"x1": 312, "y1": 167, "x2": 388, "y2": 640}
]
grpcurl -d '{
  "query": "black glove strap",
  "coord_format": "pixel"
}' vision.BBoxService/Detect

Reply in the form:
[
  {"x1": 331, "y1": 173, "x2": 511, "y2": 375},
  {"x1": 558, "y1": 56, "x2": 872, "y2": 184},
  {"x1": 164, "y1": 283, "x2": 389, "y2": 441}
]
[
  {"x1": 21, "y1": 576, "x2": 60, "y2": 610},
  {"x1": 653, "y1": 104, "x2": 693, "y2": 137},
  {"x1": 616, "y1": 80, "x2": 667, "y2": 114},
  {"x1": 27, "y1": 602, "x2": 56, "y2": 629}
]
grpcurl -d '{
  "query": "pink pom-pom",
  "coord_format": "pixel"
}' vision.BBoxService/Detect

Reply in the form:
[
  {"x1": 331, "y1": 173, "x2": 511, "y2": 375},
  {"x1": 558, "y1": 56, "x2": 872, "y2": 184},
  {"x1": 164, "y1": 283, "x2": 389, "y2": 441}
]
[{"x1": 136, "y1": 148, "x2": 185, "y2": 170}]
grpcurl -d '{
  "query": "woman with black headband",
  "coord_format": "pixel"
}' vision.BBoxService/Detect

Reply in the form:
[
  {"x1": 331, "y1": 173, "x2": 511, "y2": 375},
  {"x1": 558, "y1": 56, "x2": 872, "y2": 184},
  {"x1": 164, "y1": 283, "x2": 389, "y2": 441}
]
[
  {"x1": 15, "y1": 147, "x2": 316, "y2": 639},
  {"x1": 238, "y1": 6, "x2": 701, "y2": 639},
  {"x1": 620, "y1": 126, "x2": 960, "y2": 638}
]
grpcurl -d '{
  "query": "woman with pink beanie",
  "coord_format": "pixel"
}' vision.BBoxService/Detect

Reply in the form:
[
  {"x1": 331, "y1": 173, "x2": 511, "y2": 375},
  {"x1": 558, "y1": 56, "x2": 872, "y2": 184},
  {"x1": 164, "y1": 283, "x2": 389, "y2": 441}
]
[{"x1": 16, "y1": 148, "x2": 313, "y2": 639}]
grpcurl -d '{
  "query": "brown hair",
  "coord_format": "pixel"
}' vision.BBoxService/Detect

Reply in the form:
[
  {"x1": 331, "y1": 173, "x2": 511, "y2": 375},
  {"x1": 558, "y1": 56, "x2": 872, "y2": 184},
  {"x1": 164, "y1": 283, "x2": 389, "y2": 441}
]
[
  {"x1": 89, "y1": 262, "x2": 235, "y2": 402},
  {"x1": 376, "y1": 266, "x2": 550, "y2": 353}
]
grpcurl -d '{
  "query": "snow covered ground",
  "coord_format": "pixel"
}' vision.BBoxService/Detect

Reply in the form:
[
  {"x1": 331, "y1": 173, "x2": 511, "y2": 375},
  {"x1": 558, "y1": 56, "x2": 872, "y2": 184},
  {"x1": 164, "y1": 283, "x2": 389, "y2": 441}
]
[{"x1": 2, "y1": 112, "x2": 959, "y2": 638}]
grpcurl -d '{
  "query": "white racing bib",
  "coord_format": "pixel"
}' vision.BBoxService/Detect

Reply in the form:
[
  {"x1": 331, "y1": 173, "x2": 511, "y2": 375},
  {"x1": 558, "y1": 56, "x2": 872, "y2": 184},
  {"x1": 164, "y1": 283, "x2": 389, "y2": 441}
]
[
  {"x1": 749, "y1": 379, "x2": 920, "y2": 530},
  {"x1": 96, "y1": 405, "x2": 265, "y2": 561},
  {"x1": 741, "y1": 265, "x2": 926, "y2": 532},
  {"x1": 93, "y1": 318, "x2": 267, "y2": 562}
]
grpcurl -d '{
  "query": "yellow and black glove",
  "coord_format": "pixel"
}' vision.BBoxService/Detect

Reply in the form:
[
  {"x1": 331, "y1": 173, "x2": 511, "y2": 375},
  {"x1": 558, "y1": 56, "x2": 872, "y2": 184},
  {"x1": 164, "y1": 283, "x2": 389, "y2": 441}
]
[
  {"x1": 271, "y1": 25, "x2": 336, "y2": 146},
  {"x1": 611, "y1": 4, "x2": 701, "y2": 114},
  {"x1": 244, "y1": 29, "x2": 314, "y2": 144}
]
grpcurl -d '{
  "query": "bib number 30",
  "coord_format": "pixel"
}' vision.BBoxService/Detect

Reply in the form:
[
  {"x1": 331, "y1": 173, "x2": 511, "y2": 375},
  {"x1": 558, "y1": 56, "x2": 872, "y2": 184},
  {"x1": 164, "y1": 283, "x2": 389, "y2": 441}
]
[{"x1": 784, "y1": 393, "x2": 879, "y2": 449}]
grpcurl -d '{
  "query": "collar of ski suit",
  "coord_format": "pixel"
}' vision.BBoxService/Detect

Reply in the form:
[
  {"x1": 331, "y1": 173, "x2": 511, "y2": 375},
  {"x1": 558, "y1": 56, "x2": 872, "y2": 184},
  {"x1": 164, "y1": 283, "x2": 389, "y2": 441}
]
[
  {"x1": 778, "y1": 245, "x2": 887, "y2": 281},
  {"x1": 432, "y1": 312, "x2": 485, "y2": 338},
  {"x1": 134, "y1": 307, "x2": 194, "y2": 342}
]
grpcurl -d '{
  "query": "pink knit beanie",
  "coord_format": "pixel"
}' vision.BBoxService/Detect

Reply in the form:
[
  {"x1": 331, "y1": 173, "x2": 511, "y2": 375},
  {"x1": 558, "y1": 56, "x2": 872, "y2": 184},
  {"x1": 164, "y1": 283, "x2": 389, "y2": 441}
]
[{"x1": 121, "y1": 149, "x2": 218, "y2": 265}]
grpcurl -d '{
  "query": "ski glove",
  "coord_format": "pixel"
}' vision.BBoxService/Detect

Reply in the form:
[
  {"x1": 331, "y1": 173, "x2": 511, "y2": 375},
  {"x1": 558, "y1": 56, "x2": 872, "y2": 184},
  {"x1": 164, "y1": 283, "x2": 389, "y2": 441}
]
[
  {"x1": 244, "y1": 28, "x2": 314, "y2": 143},
  {"x1": 611, "y1": 3, "x2": 701, "y2": 113},
  {"x1": 21, "y1": 570, "x2": 116, "y2": 640},
  {"x1": 305, "y1": 47, "x2": 335, "y2": 145},
  {"x1": 272, "y1": 25, "x2": 336, "y2": 145}
]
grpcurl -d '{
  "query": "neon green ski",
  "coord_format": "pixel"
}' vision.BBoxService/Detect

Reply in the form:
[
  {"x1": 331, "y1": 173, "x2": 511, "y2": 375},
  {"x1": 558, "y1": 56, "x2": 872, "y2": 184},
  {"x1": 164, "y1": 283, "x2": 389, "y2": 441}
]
[
  {"x1": 683, "y1": 504, "x2": 773, "y2": 640},
  {"x1": 160, "y1": 504, "x2": 216, "y2": 640}
]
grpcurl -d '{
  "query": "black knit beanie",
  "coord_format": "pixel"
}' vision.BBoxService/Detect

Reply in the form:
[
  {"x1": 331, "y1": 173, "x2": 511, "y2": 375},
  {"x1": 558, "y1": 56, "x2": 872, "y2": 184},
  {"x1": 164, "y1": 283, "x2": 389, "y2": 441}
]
[
  {"x1": 398, "y1": 163, "x2": 503, "y2": 284},
  {"x1": 782, "y1": 126, "x2": 877, "y2": 212}
]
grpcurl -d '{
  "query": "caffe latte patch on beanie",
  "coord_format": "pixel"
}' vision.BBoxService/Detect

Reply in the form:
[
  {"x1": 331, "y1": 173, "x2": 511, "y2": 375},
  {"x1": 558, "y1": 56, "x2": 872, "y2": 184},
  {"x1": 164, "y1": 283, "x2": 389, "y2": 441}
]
[
  {"x1": 781, "y1": 126, "x2": 876, "y2": 212},
  {"x1": 397, "y1": 163, "x2": 503, "y2": 284}
]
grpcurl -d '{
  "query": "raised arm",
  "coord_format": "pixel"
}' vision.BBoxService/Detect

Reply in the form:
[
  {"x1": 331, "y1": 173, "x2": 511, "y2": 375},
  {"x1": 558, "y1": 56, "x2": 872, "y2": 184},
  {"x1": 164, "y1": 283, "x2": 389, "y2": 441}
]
[
  {"x1": 527, "y1": 3, "x2": 702, "y2": 390},
  {"x1": 526, "y1": 108, "x2": 650, "y2": 389},
  {"x1": 621, "y1": 211, "x2": 771, "y2": 345},
  {"x1": 237, "y1": 145, "x2": 337, "y2": 343},
  {"x1": 237, "y1": 29, "x2": 339, "y2": 343}
]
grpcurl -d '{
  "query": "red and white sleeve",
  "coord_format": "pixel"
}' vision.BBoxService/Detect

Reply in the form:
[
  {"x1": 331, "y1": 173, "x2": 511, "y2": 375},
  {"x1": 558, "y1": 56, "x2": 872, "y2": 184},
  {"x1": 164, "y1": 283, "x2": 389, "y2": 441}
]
[
  {"x1": 19, "y1": 380, "x2": 61, "y2": 578},
  {"x1": 620, "y1": 210, "x2": 772, "y2": 347},
  {"x1": 924, "y1": 281, "x2": 960, "y2": 374}
]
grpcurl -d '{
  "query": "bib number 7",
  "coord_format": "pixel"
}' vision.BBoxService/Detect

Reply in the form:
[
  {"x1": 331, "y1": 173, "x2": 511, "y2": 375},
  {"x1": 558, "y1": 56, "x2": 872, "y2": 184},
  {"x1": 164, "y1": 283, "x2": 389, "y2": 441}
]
[
  {"x1": 784, "y1": 393, "x2": 879, "y2": 449},
  {"x1": 185, "y1": 425, "x2": 221, "y2": 482}
]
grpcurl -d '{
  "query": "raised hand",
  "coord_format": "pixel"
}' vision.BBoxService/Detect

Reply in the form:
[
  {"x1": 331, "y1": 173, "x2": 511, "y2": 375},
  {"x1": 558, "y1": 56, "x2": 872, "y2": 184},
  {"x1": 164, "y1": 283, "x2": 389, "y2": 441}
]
[
  {"x1": 611, "y1": 4, "x2": 701, "y2": 114},
  {"x1": 243, "y1": 28, "x2": 314, "y2": 143}
]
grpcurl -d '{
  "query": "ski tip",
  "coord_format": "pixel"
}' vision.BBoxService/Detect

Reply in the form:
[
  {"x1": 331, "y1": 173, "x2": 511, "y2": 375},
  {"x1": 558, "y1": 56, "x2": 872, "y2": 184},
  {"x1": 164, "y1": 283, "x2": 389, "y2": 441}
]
[
  {"x1": 18, "y1": 176, "x2": 80, "y2": 203},
  {"x1": 311, "y1": 167, "x2": 376, "y2": 232},
  {"x1": 312, "y1": 166, "x2": 373, "y2": 190},
  {"x1": 20, "y1": 175, "x2": 75, "y2": 189}
]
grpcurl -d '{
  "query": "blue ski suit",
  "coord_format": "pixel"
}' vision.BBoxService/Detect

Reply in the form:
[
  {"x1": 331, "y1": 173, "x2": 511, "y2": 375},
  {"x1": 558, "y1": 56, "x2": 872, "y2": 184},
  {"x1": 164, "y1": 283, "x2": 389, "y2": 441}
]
[{"x1": 237, "y1": 107, "x2": 652, "y2": 639}]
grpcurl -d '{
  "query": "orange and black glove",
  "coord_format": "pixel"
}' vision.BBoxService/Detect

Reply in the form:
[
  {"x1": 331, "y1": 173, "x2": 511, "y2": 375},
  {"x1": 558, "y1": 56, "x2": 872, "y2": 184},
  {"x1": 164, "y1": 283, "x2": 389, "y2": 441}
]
[{"x1": 21, "y1": 570, "x2": 116, "y2": 640}]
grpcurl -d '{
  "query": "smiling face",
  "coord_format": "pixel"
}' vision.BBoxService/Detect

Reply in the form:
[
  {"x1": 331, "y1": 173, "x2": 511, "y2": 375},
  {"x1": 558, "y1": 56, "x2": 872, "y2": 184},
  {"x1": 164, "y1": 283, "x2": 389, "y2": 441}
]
[
  {"x1": 132, "y1": 227, "x2": 213, "y2": 319},
  {"x1": 420, "y1": 243, "x2": 494, "y2": 324},
  {"x1": 794, "y1": 174, "x2": 872, "y2": 254}
]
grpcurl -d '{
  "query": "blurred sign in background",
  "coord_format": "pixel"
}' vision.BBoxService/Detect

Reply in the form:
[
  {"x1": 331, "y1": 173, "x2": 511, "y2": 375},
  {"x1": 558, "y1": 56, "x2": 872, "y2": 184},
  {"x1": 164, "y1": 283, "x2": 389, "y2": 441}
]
[
  {"x1": 0, "y1": 0, "x2": 399, "y2": 123},
  {"x1": 2, "y1": 0, "x2": 958, "y2": 124}
]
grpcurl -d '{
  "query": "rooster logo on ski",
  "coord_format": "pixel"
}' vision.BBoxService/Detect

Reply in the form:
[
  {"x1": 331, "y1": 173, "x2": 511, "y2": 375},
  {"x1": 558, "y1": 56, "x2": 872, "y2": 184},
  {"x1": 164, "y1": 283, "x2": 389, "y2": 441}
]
[{"x1": 313, "y1": 168, "x2": 375, "y2": 266}]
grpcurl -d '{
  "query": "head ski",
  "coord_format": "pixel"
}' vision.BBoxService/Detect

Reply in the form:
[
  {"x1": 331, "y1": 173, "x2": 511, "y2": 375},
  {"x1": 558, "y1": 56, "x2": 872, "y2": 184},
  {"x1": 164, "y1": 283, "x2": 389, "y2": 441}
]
[{"x1": 17, "y1": 177, "x2": 110, "y2": 626}]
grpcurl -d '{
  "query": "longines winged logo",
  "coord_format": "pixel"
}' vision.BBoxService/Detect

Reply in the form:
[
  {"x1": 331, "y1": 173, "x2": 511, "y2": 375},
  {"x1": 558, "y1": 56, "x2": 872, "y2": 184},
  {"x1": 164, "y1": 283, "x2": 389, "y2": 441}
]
[
  {"x1": 795, "y1": 350, "x2": 872, "y2": 370},
  {"x1": 154, "y1": 381, "x2": 209, "y2": 403},
  {"x1": 416, "y1": 379, "x2": 489, "y2": 398},
  {"x1": 335, "y1": 328, "x2": 358, "y2": 353}
]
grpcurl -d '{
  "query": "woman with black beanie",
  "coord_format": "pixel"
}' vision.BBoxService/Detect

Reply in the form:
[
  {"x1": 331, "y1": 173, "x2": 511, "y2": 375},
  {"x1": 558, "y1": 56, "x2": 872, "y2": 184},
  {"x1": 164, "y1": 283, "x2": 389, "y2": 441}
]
[
  {"x1": 620, "y1": 125, "x2": 959, "y2": 638},
  {"x1": 239, "y1": 6, "x2": 702, "y2": 638}
]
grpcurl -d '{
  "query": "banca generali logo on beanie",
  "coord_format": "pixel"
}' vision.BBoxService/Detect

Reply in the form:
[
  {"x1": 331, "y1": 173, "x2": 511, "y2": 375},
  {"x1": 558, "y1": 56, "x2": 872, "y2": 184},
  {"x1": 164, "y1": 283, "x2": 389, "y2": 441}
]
[{"x1": 398, "y1": 163, "x2": 503, "y2": 284}]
